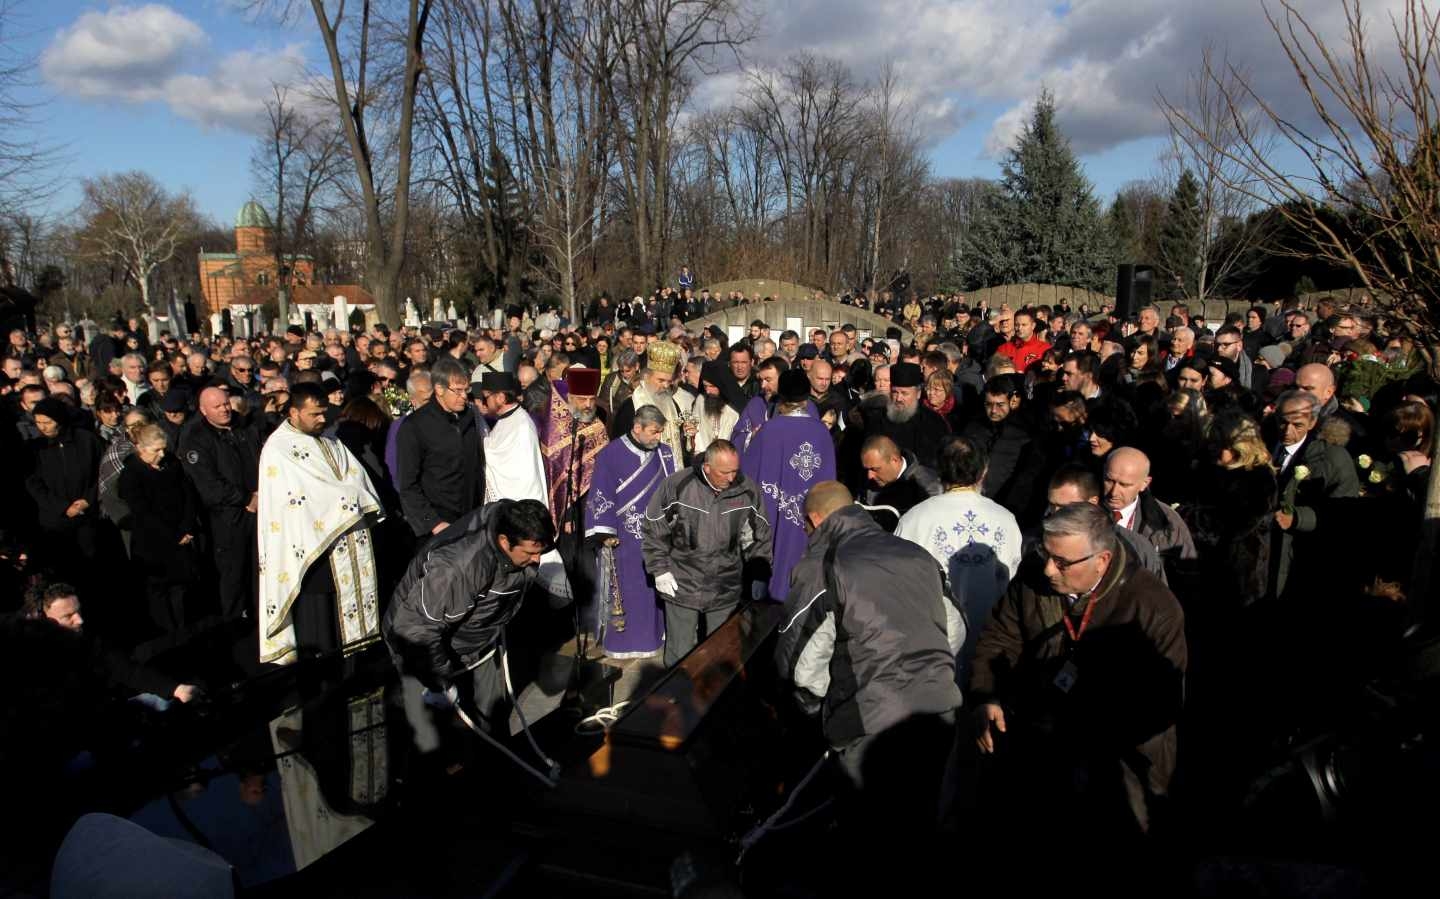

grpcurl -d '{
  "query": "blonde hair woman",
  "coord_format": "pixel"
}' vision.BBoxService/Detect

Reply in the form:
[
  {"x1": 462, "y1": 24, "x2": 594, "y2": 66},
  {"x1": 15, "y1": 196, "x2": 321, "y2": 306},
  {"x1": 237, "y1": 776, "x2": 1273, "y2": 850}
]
[{"x1": 1183, "y1": 411, "x2": 1278, "y2": 609}]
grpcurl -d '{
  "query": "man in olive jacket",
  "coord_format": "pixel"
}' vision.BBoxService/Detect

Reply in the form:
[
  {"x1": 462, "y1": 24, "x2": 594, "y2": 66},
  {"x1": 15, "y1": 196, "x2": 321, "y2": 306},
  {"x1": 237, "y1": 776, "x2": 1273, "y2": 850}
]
[
  {"x1": 641, "y1": 439, "x2": 771, "y2": 666},
  {"x1": 970, "y1": 502, "x2": 1186, "y2": 839}
]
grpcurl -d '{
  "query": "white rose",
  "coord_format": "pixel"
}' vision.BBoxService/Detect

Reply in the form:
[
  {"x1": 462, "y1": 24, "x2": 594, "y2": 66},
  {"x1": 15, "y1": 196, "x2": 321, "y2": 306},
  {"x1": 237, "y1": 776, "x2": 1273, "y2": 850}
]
[{"x1": 1293, "y1": 464, "x2": 1311, "y2": 482}]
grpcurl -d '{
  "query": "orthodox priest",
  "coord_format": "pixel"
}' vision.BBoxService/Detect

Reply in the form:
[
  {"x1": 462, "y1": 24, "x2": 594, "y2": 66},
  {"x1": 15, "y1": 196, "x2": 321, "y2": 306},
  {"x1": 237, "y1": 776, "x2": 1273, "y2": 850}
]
[
  {"x1": 540, "y1": 366, "x2": 610, "y2": 529},
  {"x1": 741, "y1": 369, "x2": 837, "y2": 599},
  {"x1": 734, "y1": 357, "x2": 788, "y2": 457},
  {"x1": 257, "y1": 382, "x2": 385, "y2": 665},
  {"x1": 584, "y1": 405, "x2": 676, "y2": 659},
  {"x1": 608, "y1": 341, "x2": 685, "y2": 461},
  {"x1": 480, "y1": 371, "x2": 570, "y2": 601}
]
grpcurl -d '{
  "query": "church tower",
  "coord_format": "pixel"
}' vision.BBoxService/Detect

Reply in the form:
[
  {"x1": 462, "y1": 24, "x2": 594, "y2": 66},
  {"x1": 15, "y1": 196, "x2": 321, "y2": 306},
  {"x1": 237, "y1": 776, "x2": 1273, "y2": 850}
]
[{"x1": 235, "y1": 200, "x2": 272, "y2": 256}]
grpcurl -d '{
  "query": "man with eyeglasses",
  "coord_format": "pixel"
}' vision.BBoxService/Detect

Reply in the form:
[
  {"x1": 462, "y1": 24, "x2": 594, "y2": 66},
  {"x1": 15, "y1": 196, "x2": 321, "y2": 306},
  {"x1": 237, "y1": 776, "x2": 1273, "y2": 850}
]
[
  {"x1": 222, "y1": 349, "x2": 262, "y2": 410},
  {"x1": 395, "y1": 358, "x2": 485, "y2": 541},
  {"x1": 1212, "y1": 324, "x2": 1255, "y2": 390},
  {"x1": 969, "y1": 501, "x2": 1186, "y2": 846}
]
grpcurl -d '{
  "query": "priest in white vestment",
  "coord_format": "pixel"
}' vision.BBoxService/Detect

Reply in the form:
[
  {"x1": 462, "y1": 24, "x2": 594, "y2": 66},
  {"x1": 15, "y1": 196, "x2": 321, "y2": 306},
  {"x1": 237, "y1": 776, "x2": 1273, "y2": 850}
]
[
  {"x1": 478, "y1": 371, "x2": 570, "y2": 600},
  {"x1": 257, "y1": 383, "x2": 385, "y2": 665}
]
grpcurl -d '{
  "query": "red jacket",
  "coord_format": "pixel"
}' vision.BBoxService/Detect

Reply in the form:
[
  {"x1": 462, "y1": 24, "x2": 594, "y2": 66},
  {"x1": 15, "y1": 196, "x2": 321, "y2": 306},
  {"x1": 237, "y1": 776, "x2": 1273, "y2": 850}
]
[{"x1": 997, "y1": 336, "x2": 1052, "y2": 372}]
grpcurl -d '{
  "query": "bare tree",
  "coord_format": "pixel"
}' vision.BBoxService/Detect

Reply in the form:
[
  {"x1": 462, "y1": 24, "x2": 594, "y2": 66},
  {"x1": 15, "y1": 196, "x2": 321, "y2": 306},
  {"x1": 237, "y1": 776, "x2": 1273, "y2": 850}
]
[
  {"x1": 250, "y1": 0, "x2": 434, "y2": 325},
  {"x1": 1165, "y1": 0, "x2": 1440, "y2": 629},
  {"x1": 251, "y1": 85, "x2": 345, "y2": 323},
  {"x1": 76, "y1": 172, "x2": 199, "y2": 314},
  {"x1": 859, "y1": 63, "x2": 928, "y2": 295},
  {"x1": 0, "y1": 0, "x2": 61, "y2": 212},
  {"x1": 1157, "y1": 46, "x2": 1275, "y2": 301},
  {"x1": 592, "y1": 0, "x2": 752, "y2": 289}
]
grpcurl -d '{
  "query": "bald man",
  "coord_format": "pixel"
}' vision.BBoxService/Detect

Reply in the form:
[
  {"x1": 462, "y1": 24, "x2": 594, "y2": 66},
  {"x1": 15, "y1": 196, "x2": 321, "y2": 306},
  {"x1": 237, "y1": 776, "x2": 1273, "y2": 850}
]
[
  {"x1": 1296, "y1": 361, "x2": 1369, "y2": 455},
  {"x1": 1103, "y1": 448, "x2": 1197, "y2": 576},
  {"x1": 180, "y1": 385, "x2": 263, "y2": 620},
  {"x1": 775, "y1": 479, "x2": 962, "y2": 856}
]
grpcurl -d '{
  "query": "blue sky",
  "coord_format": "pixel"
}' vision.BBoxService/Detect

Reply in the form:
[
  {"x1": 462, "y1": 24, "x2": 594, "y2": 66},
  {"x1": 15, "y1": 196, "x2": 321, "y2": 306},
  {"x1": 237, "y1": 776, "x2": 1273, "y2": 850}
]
[{"x1": 13, "y1": 0, "x2": 1362, "y2": 225}]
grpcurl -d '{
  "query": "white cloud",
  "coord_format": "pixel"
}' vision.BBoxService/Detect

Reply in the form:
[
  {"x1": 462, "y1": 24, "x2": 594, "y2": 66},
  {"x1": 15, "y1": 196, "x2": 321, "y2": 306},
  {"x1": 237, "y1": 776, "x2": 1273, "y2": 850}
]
[
  {"x1": 41, "y1": 3, "x2": 205, "y2": 100},
  {"x1": 41, "y1": 4, "x2": 310, "y2": 134},
  {"x1": 739, "y1": 0, "x2": 1414, "y2": 160}
]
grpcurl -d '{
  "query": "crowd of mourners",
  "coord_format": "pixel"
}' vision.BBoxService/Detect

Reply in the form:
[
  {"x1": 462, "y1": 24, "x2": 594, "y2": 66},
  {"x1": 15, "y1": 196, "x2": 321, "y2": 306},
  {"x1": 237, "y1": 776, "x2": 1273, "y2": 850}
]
[{"x1": 2, "y1": 278, "x2": 1436, "y2": 891}]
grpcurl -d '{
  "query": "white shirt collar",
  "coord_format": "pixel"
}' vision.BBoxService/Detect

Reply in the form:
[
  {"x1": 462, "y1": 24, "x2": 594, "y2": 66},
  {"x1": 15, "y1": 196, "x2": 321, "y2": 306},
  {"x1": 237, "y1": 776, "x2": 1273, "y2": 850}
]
[{"x1": 1118, "y1": 497, "x2": 1140, "y2": 529}]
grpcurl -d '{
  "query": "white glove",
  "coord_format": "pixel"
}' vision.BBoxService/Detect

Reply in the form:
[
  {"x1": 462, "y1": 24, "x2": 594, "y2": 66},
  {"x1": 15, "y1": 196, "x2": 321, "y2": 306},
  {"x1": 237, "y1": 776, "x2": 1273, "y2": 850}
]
[
  {"x1": 655, "y1": 572, "x2": 679, "y2": 596},
  {"x1": 422, "y1": 684, "x2": 459, "y2": 709}
]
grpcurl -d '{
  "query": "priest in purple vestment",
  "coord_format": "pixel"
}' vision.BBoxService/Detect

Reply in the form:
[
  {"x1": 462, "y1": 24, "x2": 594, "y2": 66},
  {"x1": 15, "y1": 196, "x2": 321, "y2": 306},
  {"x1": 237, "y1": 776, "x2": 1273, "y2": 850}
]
[
  {"x1": 742, "y1": 369, "x2": 837, "y2": 599},
  {"x1": 734, "y1": 356, "x2": 788, "y2": 458},
  {"x1": 584, "y1": 403, "x2": 677, "y2": 658}
]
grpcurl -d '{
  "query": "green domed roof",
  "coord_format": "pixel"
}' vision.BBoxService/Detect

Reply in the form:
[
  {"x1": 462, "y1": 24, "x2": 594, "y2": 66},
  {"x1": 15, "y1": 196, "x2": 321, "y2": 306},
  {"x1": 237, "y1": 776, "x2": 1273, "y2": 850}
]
[{"x1": 236, "y1": 200, "x2": 272, "y2": 229}]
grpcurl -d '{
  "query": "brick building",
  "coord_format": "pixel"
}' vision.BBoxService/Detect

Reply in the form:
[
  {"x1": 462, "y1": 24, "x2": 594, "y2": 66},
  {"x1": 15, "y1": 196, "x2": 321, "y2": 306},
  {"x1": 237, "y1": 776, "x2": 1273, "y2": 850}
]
[{"x1": 198, "y1": 201, "x2": 374, "y2": 316}]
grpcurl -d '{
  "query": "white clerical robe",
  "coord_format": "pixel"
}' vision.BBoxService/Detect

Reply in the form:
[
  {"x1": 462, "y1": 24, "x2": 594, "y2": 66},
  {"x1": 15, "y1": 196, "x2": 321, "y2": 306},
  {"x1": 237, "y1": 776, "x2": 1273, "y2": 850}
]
[
  {"x1": 484, "y1": 405, "x2": 570, "y2": 600},
  {"x1": 688, "y1": 391, "x2": 740, "y2": 454},
  {"x1": 895, "y1": 490, "x2": 1022, "y2": 679},
  {"x1": 257, "y1": 422, "x2": 384, "y2": 665}
]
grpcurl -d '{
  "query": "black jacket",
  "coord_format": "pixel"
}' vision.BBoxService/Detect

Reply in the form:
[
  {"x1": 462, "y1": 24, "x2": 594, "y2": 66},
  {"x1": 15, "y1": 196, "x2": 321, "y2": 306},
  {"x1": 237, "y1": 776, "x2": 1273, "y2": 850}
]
[
  {"x1": 177, "y1": 415, "x2": 261, "y2": 533},
  {"x1": 961, "y1": 416, "x2": 1036, "y2": 516},
  {"x1": 25, "y1": 426, "x2": 104, "y2": 532},
  {"x1": 382, "y1": 502, "x2": 538, "y2": 691},
  {"x1": 776, "y1": 505, "x2": 962, "y2": 746},
  {"x1": 863, "y1": 403, "x2": 951, "y2": 469},
  {"x1": 394, "y1": 400, "x2": 485, "y2": 536},
  {"x1": 118, "y1": 455, "x2": 202, "y2": 583},
  {"x1": 860, "y1": 451, "x2": 942, "y2": 528}
]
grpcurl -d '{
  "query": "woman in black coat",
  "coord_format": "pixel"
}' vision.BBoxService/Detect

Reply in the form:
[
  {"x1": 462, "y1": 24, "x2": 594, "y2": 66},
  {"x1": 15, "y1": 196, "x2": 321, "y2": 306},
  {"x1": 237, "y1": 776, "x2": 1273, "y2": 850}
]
[
  {"x1": 25, "y1": 398, "x2": 105, "y2": 578},
  {"x1": 118, "y1": 424, "x2": 201, "y2": 634}
]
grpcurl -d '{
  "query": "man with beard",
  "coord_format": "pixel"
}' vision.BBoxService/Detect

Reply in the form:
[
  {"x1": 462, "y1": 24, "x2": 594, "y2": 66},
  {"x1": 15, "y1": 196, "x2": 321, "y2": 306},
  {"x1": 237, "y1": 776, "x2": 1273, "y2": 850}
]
[
  {"x1": 257, "y1": 383, "x2": 385, "y2": 664},
  {"x1": 687, "y1": 360, "x2": 745, "y2": 455},
  {"x1": 733, "y1": 356, "x2": 804, "y2": 458},
  {"x1": 608, "y1": 341, "x2": 685, "y2": 460},
  {"x1": 862, "y1": 362, "x2": 949, "y2": 470},
  {"x1": 585, "y1": 405, "x2": 676, "y2": 658},
  {"x1": 541, "y1": 367, "x2": 610, "y2": 530},
  {"x1": 962, "y1": 377, "x2": 1038, "y2": 518},
  {"x1": 742, "y1": 370, "x2": 837, "y2": 599}
]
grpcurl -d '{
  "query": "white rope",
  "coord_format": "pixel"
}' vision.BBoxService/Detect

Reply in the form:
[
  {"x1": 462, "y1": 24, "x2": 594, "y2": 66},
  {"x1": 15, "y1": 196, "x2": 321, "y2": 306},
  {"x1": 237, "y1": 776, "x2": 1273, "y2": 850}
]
[{"x1": 573, "y1": 701, "x2": 631, "y2": 735}]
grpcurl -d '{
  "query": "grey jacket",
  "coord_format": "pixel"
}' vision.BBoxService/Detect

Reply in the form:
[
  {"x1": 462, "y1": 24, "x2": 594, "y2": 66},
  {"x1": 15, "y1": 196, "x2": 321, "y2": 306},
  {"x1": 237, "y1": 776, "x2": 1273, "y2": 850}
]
[
  {"x1": 641, "y1": 466, "x2": 772, "y2": 611},
  {"x1": 776, "y1": 505, "x2": 963, "y2": 747}
]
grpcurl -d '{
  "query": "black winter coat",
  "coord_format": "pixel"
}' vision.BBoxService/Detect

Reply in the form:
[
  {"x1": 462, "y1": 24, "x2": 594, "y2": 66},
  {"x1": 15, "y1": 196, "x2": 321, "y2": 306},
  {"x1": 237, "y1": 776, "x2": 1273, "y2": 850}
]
[
  {"x1": 118, "y1": 455, "x2": 202, "y2": 583},
  {"x1": 394, "y1": 400, "x2": 485, "y2": 536},
  {"x1": 177, "y1": 415, "x2": 262, "y2": 533},
  {"x1": 26, "y1": 426, "x2": 104, "y2": 532},
  {"x1": 382, "y1": 501, "x2": 538, "y2": 690}
]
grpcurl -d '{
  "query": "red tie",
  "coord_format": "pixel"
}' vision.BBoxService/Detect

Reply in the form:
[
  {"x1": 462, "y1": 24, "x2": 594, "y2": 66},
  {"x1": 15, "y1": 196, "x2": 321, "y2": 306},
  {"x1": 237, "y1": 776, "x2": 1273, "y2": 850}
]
[{"x1": 1113, "y1": 509, "x2": 1123, "y2": 524}]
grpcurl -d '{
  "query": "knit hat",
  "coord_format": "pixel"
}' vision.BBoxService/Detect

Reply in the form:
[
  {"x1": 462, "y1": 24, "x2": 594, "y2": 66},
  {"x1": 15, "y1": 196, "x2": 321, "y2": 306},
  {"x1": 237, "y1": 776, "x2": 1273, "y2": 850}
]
[
  {"x1": 1257, "y1": 345, "x2": 1286, "y2": 368},
  {"x1": 1210, "y1": 356, "x2": 1239, "y2": 382}
]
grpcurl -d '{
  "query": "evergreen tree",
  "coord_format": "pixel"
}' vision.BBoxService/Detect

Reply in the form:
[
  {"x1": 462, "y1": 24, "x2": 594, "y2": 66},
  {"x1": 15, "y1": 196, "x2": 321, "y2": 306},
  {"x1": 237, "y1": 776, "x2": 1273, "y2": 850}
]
[
  {"x1": 1107, "y1": 194, "x2": 1139, "y2": 266},
  {"x1": 1157, "y1": 168, "x2": 1203, "y2": 299},
  {"x1": 1001, "y1": 90, "x2": 1111, "y2": 290}
]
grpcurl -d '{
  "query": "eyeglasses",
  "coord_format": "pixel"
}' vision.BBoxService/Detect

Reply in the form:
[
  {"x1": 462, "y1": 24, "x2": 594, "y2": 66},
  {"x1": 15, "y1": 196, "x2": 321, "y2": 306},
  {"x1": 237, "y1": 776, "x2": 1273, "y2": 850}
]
[
  {"x1": 1037, "y1": 548, "x2": 1098, "y2": 572},
  {"x1": 1216, "y1": 341, "x2": 1241, "y2": 350}
]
